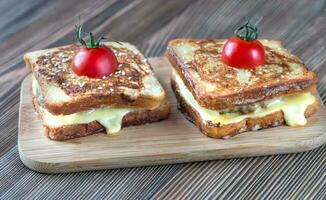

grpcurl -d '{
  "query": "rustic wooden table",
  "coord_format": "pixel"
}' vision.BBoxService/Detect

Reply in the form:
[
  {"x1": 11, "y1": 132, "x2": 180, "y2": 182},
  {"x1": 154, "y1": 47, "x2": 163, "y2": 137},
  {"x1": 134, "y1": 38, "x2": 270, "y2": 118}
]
[{"x1": 0, "y1": 0, "x2": 325, "y2": 199}]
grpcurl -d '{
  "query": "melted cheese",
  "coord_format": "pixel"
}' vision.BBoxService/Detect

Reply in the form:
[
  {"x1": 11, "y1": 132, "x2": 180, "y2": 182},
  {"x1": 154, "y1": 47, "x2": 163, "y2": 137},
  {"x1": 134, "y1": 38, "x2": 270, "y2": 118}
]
[
  {"x1": 172, "y1": 69, "x2": 315, "y2": 126},
  {"x1": 41, "y1": 106, "x2": 134, "y2": 134},
  {"x1": 32, "y1": 78, "x2": 137, "y2": 134}
]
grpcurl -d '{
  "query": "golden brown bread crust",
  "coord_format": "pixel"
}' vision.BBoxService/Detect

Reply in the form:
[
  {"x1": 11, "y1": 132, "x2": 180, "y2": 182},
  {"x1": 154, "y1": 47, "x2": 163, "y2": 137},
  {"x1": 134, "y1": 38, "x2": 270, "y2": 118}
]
[
  {"x1": 32, "y1": 97, "x2": 170, "y2": 141},
  {"x1": 171, "y1": 77, "x2": 319, "y2": 139},
  {"x1": 24, "y1": 42, "x2": 165, "y2": 115},
  {"x1": 166, "y1": 39, "x2": 317, "y2": 110}
]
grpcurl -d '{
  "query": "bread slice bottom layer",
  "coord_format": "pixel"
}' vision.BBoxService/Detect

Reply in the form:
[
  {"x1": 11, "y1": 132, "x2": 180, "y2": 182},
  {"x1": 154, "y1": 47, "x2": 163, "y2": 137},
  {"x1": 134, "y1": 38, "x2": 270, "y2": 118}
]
[
  {"x1": 171, "y1": 77, "x2": 319, "y2": 139},
  {"x1": 32, "y1": 97, "x2": 170, "y2": 141}
]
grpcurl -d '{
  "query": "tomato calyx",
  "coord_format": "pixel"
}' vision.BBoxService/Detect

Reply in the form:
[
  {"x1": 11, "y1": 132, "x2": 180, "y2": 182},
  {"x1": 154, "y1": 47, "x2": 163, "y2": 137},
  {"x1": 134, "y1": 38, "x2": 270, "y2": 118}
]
[
  {"x1": 75, "y1": 24, "x2": 105, "y2": 48},
  {"x1": 71, "y1": 25, "x2": 119, "y2": 78},
  {"x1": 75, "y1": 24, "x2": 122, "y2": 48},
  {"x1": 221, "y1": 20, "x2": 266, "y2": 69},
  {"x1": 234, "y1": 20, "x2": 258, "y2": 41}
]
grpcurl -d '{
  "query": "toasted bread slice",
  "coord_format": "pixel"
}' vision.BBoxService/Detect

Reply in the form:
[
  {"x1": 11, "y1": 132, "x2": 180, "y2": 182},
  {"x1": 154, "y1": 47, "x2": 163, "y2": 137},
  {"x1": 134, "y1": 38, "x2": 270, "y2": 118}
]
[
  {"x1": 25, "y1": 42, "x2": 166, "y2": 115},
  {"x1": 171, "y1": 74, "x2": 319, "y2": 139},
  {"x1": 166, "y1": 39, "x2": 317, "y2": 110},
  {"x1": 32, "y1": 96, "x2": 170, "y2": 141}
]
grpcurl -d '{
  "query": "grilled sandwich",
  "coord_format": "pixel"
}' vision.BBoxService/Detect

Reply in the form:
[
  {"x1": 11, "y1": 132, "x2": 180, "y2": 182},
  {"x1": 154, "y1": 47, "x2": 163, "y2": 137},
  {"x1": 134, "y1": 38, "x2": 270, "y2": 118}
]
[
  {"x1": 167, "y1": 39, "x2": 318, "y2": 138},
  {"x1": 25, "y1": 41, "x2": 170, "y2": 140}
]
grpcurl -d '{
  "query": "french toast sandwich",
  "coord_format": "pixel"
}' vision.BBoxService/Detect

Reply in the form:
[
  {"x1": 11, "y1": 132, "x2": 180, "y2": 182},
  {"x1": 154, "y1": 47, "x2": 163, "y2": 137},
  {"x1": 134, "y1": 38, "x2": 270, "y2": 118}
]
[
  {"x1": 25, "y1": 41, "x2": 170, "y2": 140},
  {"x1": 167, "y1": 38, "x2": 318, "y2": 138},
  {"x1": 25, "y1": 42, "x2": 165, "y2": 115}
]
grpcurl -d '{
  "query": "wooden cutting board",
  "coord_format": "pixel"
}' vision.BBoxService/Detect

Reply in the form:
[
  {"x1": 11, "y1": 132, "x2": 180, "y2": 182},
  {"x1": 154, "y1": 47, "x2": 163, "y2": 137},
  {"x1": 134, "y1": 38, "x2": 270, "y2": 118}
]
[{"x1": 18, "y1": 57, "x2": 326, "y2": 173}]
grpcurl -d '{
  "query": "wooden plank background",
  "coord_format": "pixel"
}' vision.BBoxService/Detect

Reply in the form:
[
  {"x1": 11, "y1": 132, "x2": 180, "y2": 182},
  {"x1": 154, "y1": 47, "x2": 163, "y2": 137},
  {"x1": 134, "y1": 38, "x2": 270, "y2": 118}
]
[{"x1": 0, "y1": 0, "x2": 325, "y2": 199}]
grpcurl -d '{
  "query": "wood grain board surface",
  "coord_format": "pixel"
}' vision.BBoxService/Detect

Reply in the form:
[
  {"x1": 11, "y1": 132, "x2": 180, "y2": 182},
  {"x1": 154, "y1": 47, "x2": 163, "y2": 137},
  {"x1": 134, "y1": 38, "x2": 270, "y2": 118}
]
[
  {"x1": 18, "y1": 57, "x2": 326, "y2": 173},
  {"x1": 1, "y1": 0, "x2": 326, "y2": 199}
]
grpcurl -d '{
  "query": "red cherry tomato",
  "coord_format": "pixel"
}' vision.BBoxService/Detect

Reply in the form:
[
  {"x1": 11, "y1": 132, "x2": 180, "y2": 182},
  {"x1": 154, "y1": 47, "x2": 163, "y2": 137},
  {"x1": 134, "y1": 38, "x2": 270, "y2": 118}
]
[
  {"x1": 71, "y1": 46, "x2": 118, "y2": 78},
  {"x1": 221, "y1": 36, "x2": 265, "y2": 69}
]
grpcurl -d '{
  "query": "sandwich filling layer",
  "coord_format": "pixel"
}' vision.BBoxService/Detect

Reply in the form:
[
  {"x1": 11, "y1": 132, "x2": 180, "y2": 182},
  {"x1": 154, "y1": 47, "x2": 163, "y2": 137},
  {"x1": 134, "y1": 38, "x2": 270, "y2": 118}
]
[
  {"x1": 32, "y1": 77, "x2": 140, "y2": 134},
  {"x1": 172, "y1": 69, "x2": 316, "y2": 126}
]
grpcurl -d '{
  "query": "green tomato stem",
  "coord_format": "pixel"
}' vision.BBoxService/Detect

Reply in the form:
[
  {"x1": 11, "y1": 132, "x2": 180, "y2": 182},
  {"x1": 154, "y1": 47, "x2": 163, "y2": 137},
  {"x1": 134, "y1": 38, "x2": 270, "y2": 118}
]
[
  {"x1": 234, "y1": 20, "x2": 259, "y2": 41},
  {"x1": 75, "y1": 24, "x2": 122, "y2": 48}
]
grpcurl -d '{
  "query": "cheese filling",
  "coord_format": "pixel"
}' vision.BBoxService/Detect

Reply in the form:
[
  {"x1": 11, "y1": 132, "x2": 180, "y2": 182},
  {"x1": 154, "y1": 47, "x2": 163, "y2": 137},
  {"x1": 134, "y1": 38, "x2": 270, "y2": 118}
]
[
  {"x1": 172, "y1": 69, "x2": 316, "y2": 126},
  {"x1": 32, "y1": 78, "x2": 138, "y2": 134}
]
